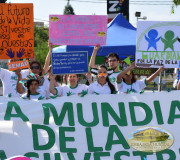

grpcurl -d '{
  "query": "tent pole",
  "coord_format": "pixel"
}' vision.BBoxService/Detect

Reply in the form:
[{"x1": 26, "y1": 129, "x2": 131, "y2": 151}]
[{"x1": 158, "y1": 72, "x2": 162, "y2": 91}]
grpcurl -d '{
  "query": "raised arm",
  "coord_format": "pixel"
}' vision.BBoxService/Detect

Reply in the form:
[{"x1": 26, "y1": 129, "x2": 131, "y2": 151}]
[
  {"x1": 177, "y1": 80, "x2": 180, "y2": 90},
  {"x1": 15, "y1": 69, "x2": 25, "y2": 94},
  {"x1": 146, "y1": 67, "x2": 165, "y2": 84},
  {"x1": 85, "y1": 71, "x2": 92, "y2": 85},
  {"x1": 49, "y1": 73, "x2": 57, "y2": 95},
  {"x1": 117, "y1": 62, "x2": 135, "y2": 83},
  {"x1": 43, "y1": 42, "x2": 53, "y2": 74},
  {"x1": 89, "y1": 45, "x2": 100, "y2": 69}
]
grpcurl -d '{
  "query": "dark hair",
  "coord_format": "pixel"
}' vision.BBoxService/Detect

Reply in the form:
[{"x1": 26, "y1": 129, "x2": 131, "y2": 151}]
[
  {"x1": 122, "y1": 71, "x2": 137, "y2": 84},
  {"x1": 26, "y1": 79, "x2": 39, "y2": 99},
  {"x1": 99, "y1": 65, "x2": 116, "y2": 94},
  {"x1": 67, "y1": 74, "x2": 78, "y2": 78},
  {"x1": 29, "y1": 61, "x2": 43, "y2": 76},
  {"x1": 107, "y1": 53, "x2": 119, "y2": 61}
]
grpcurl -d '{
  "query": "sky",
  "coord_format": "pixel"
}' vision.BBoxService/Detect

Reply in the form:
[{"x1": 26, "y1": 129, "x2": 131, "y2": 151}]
[{"x1": 6, "y1": 0, "x2": 180, "y2": 27}]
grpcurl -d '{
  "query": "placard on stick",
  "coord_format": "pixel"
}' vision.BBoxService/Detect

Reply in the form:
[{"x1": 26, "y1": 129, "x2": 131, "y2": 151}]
[
  {"x1": 8, "y1": 60, "x2": 29, "y2": 71},
  {"x1": 49, "y1": 15, "x2": 107, "y2": 45},
  {"x1": 135, "y1": 21, "x2": 180, "y2": 68},
  {"x1": 52, "y1": 51, "x2": 88, "y2": 74},
  {"x1": 0, "y1": 3, "x2": 34, "y2": 59}
]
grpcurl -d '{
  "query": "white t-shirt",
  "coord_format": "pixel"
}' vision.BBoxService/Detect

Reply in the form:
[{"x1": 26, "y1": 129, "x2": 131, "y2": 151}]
[
  {"x1": 21, "y1": 92, "x2": 46, "y2": 101},
  {"x1": 0, "y1": 68, "x2": 29, "y2": 97},
  {"x1": 88, "y1": 81, "x2": 111, "y2": 94},
  {"x1": 55, "y1": 84, "x2": 88, "y2": 96},
  {"x1": 109, "y1": 71, "x2": 121, "y2": 91},
  {"x1": 39, "y1": 76, "x2": 51, "y2": 98},
  {"x1": 117, "y1": 78, "x2": 147, "y2": 93}
]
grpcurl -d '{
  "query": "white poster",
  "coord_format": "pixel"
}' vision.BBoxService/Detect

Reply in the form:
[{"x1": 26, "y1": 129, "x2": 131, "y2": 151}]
[
  {"x1": 135, "y1": 21, "x2": 180, "y2": 68},
  {"x1": 0, "y1": 92, "x2": 180, "y2": 160}
]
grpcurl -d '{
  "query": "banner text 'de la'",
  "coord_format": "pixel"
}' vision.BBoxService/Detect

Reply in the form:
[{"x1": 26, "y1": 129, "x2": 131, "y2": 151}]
[{"x1": 0, "y1": 92, "x2": 180, "y2": 159}]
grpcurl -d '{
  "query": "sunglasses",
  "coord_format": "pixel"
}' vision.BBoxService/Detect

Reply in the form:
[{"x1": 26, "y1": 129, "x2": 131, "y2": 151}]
[
  {"x1": 98, "y1": 73, "x2": 107, "y2": 77},
  {"x1": 108, "y1": 59, "x2": 117, "y2": 63},
  {"x1": 30, "y1": 66, "x2": 40, "y2": 69}
]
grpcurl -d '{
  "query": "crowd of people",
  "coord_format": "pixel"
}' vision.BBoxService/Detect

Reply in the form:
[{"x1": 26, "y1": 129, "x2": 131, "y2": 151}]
[{"x1": 0, "y1": 43, "x2": 178, "y2": 100}]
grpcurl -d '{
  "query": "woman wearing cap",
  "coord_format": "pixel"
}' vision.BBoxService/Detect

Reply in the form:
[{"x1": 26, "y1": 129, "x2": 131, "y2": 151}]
[
  {"x1": 116, "y1": 62, "x2": 165, "y2": 93},
  {"x1": 21, "y1": 74, "x2": 46, "y2": 100},
  {"x1": 88, "y1": 65, "x2": 116, "y2": 94},
  {"x1": 16, "y1": 42, "x2": 53, "y2": 97}
]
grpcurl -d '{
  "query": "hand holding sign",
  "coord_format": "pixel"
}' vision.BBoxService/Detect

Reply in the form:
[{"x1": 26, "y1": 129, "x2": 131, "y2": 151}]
[{"x1": 94, "y1": 44, "x2": 101, "y2": 52}]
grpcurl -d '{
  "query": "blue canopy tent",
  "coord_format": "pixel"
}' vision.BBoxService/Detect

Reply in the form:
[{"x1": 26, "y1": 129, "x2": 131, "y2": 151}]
[{"x1": 52, "y1": 13, "x2": 136, "y2": 59}]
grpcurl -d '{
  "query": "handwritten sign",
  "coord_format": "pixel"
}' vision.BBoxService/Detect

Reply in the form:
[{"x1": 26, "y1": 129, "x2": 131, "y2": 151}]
[
  {"x1": 8, "y1": 60, "x2": 29, "y2": 71},
  {"x1": 0, "y1": 3, "x2": 34, "y2": 59},
  {"x1": 52, "y1": 51, "x2": 88, "y2": 74},
  {"x1": 132, "y1": 68, "x2": 152, "y2": 76},
  {"x1": 49, "y1": 15, "x2": 107, "y2": 45},
  {"x1": 135, "y1": 21, "x2": 180, "y2": 68}
]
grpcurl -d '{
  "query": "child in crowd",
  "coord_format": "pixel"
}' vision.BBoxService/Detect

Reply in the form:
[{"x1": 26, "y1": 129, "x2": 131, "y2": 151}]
[
  {"x1": 116, "y1": 62, "x2": 165, "y2": 93},
  {"x1": 88, "y1": 65, "x2": 116, "y2": 94},
  {"x1": 21, "y1": 74, "x2": 46, "y2": 100}
]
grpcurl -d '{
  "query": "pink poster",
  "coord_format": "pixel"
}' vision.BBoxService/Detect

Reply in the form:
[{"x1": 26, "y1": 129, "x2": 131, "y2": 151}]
[{"x1": 49, "y1": 15, "x2": 107, "y2": 45}]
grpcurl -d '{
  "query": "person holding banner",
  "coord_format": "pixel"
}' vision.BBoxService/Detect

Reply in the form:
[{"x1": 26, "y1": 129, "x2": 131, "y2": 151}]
[
  {"x1": 16, "y1": 42, "x2": 53, "y2": 98},
  {"x1": 89, "y1": 45, "x2": 121, "y2": 90},
  {"x1": 116, "y1": 62, "x2": 165, "y2": 93},
  {"x1": 49, "y1": 73, "x2": 88, "y2": 96},
  {"x1": 0, "y1": 59, "x2": 29, "y2": 97},
  {"x1": 88, "y1": 65, "x2": 116, "y2": 94}
]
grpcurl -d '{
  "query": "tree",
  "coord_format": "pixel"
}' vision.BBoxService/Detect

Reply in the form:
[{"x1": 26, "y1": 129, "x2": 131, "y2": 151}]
[
  {"x1": 0, "y1": 0, "x2": 7, "y2": 3},
  {"x1": 34, "y1": 26, "x2": 49, "y2": 66},
  {"x1": 173, "y1": 0, "x2": 180, "y2": 5},
  {"x1": 172, "y1": 0, "x2": 180, "y2": 13},
  {"x1": 63, "y1": 0, "x2": 75, "y2": 15}
]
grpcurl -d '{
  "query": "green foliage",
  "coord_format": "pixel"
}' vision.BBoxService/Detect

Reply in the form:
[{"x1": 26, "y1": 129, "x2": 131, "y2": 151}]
[
  {"x1": 34, "y1": 26, "x2": 49, "y2": 66},
  {"x1": 173, "y1": 0, "x2": 180, "y2": 6},
  {"x1": 63, "y1": 4, "x2": 75, "y2": 15},
  {"x1": 34, "y1": 26, "x2": 49, "y2": 47},
  {"x1": 171, "y1": 0, "x2": 180, "y2": 13},
  {"x1": 34, "y1": 42, "x2": 49, "y2": 67}
]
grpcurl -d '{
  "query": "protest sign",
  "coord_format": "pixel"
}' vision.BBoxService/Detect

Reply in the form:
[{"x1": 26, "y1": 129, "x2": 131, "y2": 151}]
[
  {"x1": 0, "y1": 3, "x2": 34, "y2": 59},
  {"x1": 49, "y1": 15, "x2": 107, "y2": 45},
  {"x1": 132, "y1": 68, "x2": 152, "y2": 76},
  {"x1": 8, "y1": 60, "x2": 29, "y2": 71},
  {"x1": 135, "y1": 21, "x2": 180, "y2": 68},
  {"x1": 0, "y1": 91, "x2": 180, "y2": 160},
  {"x1": 52, "y1": 51, "x2": 88, "y2": 74}
]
